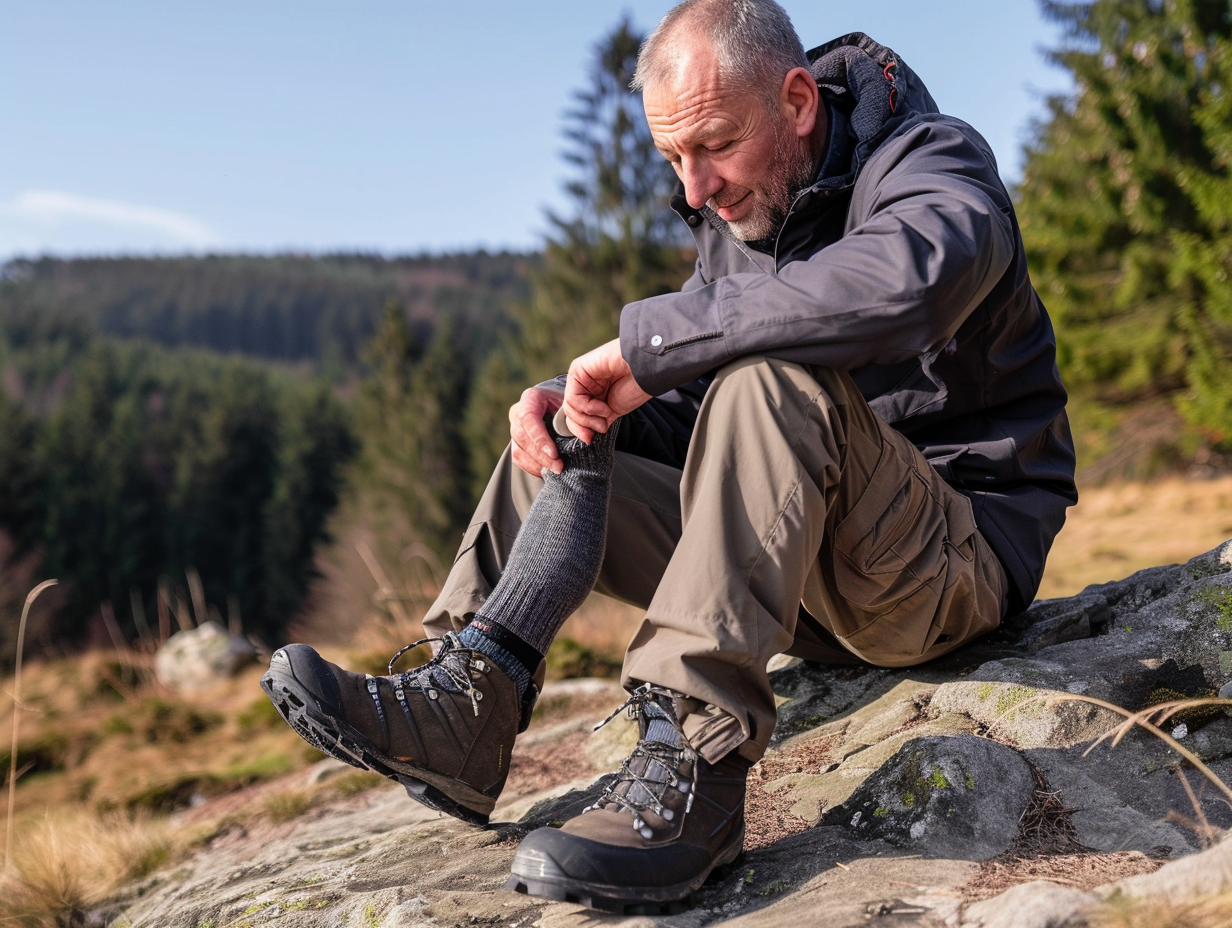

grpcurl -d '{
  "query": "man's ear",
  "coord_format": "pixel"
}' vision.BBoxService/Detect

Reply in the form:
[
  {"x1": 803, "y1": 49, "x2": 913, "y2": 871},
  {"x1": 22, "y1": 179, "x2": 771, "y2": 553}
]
[{"x1": 779, "y1": 66, "x2": 819, "y2": 138}]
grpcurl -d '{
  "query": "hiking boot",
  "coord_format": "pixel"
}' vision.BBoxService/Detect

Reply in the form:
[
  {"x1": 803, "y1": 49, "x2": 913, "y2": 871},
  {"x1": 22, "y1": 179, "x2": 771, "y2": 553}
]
[
  {"x1": 260, "y1": 632, "x2": 531, "y2": 825},
  {"x1": 506, "y1": 684, "x2": 749, "y2": 913}
]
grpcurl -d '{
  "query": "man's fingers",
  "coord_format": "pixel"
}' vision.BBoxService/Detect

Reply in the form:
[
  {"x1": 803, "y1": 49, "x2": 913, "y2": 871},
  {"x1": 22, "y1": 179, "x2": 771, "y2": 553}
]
[
  {"x1": 511, "y1": 431, "x2": 563, "y2": 477},
  {"x1": 519, "y1": 409, "x2": 559, "y2": 459},
  {"x1": 512, "y1": 442, "x2": 562, "y2": 477},
  {"x1": 562, "y1": 415, "x2": 595, "y2": 445},
  {"x1": 563, "y1": 407, "x2": 611, "y2": 437},
  {"x1": 561, "y1": 399, "x2": 613, "y2": 441},
  {"x1": 564, "y1": 392, "x2": 616, "y2": 430},
  {"x1": 509, "y1": 391, "x2": 562, "y2": 477}
]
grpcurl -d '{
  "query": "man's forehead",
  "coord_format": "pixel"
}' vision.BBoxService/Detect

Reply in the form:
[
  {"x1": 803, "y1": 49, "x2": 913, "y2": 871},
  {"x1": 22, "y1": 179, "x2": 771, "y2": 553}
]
[
  {"x1": 644, "y1": 91, "x2": 742, "y2": 148},
  {"x1": 642, "y1": 44, "x2": 739, "y2": 127}
]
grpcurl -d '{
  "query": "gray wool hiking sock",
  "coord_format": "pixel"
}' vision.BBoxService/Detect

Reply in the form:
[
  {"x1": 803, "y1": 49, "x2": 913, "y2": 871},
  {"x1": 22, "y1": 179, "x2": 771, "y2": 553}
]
[{"x1": 463, "y1": 420, "x2": 622, "y2": 697}]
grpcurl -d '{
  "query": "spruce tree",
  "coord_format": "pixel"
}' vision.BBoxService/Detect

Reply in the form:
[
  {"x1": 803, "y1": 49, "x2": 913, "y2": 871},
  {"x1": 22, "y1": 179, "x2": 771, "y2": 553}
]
[
  {"x1": 354, "y1": 302, "x2": 473, "y2": 561},
  {"x1": 1018, "y1": 0, "x2": 1232, "y2": 445}
]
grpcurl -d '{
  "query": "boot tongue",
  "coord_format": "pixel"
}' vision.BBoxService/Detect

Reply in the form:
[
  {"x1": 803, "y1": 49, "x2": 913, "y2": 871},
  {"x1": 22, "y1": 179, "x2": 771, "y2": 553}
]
[
  {"x1": 399, "y1": 638, "x2": 473, "y2": 694},
  {"x1": 642, "y1": 699, "x2": 683, "y2": 749},
  {"x1": 620, "y1": 700, "x2": 685, "y2": 807}
]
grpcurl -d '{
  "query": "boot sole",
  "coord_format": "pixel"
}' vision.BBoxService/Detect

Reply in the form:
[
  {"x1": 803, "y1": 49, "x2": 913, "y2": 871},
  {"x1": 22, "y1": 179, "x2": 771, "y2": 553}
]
[
  {"x1": 260, "y1": 653, "x2": 494, "y2": 827},
  {"x1": 504, "y1": 823, "x2": 745, "y2": 914}
]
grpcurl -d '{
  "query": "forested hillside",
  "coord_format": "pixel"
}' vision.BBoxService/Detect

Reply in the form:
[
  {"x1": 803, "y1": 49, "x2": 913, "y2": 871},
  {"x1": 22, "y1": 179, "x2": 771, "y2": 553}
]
[
  {"x1": 0, "y1": 251, "x2": 533, "y2": 372},
  {"x1": 0, "y1": 320, "x2": 355, "y2": 658}
]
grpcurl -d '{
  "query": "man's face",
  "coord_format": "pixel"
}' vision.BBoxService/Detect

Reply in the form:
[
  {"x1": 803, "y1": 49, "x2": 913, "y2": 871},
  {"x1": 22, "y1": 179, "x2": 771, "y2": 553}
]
[{"x1": 643, "y1": 44, "x2": 817, "y2": 241}]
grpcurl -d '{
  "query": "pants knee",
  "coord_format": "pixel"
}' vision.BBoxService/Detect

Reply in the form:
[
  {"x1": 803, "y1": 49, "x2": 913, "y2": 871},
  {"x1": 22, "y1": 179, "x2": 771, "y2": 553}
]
[
  {"x1": 708, "y1": 356, "x2": 851, "y2": 408},
  {"x1": 700, "y1": 357, "x2": 857, "y2": 446}
]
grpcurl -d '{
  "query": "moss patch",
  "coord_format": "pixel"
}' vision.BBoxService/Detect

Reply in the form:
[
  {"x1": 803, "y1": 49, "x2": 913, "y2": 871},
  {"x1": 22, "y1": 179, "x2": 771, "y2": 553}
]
[{"x1": 1196, "y1": 586, "x2": 1232, "y2": 631}]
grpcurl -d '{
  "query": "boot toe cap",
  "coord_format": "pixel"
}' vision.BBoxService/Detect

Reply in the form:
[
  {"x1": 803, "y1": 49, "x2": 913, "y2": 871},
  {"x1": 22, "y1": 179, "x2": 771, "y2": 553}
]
[{"x1": 268, "y1": 643, "x2": 343, "y2": 710}]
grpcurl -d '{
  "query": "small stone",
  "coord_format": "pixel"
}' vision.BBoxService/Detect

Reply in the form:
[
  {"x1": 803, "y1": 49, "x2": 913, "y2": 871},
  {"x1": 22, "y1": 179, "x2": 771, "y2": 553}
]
[
  {"x1": 1171, "y1": 723, "x2": 1189, "y2": 740},
  {"x1": 963, "y1": 881, "x2": 1097, "y2": 928},
  {"x1": 155, "y1": 621, "x2": 256, "y2": 692},
  {"x1": 1218, "y1": 679, "x2": 1232, "y2": 700}
]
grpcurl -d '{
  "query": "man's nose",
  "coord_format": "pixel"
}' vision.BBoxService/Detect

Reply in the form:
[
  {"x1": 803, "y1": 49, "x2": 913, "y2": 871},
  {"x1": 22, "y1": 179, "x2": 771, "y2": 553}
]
[{"x1": 680, "y1": 157, "x2": 722, "y2": 210}]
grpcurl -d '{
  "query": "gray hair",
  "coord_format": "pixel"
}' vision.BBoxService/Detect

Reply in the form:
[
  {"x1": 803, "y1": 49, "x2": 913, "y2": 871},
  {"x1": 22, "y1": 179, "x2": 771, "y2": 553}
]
[{"x1": 631, "y1": 0, "x2": 808, "y2": 111}]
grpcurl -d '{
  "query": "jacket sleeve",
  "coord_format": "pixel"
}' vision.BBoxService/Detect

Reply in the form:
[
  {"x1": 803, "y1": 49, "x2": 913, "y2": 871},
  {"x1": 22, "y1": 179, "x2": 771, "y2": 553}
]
[{"x1": 620, "y1": 118, "x2": 1017, "y2": 397}]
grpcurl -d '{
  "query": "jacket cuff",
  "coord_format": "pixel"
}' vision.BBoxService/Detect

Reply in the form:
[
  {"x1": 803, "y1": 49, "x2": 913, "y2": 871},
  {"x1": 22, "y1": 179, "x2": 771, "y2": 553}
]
[{"x1": 620, "y1": 286, "x2": 731, "y2": 397}]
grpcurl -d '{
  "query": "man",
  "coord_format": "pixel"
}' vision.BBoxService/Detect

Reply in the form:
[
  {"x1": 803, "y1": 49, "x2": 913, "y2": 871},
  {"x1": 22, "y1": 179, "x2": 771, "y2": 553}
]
[{"x1": 262, "y1": 0, "x2": 1076, "y2": 914}]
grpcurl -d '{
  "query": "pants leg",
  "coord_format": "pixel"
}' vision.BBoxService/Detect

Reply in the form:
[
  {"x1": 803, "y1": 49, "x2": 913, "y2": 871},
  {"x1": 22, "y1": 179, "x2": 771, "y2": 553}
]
[{"x1": 620, "y1": 357, "x2": 1007, "y2": 764}]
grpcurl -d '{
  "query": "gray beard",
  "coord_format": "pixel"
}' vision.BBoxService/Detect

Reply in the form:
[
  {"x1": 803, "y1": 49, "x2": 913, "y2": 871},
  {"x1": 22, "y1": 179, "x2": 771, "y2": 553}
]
[{"x1": 721, "y1": 128, "x2": 817, "y2": 243}]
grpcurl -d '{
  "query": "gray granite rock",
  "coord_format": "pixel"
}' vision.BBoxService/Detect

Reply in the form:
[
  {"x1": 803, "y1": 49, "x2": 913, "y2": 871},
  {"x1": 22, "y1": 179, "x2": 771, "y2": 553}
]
[
  {"x1": 1101, "y1": 830, "x2": 1232, "y2": 901},
  {"x1": 821, "y1": 734, "x2": 1034, "y2": 860}
]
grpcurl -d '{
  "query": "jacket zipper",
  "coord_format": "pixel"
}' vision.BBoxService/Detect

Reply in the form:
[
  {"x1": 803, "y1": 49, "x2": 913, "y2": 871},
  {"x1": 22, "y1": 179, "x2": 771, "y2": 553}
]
[{"x1": 772, "y1": 186, "x2": 817, "y2": 269}]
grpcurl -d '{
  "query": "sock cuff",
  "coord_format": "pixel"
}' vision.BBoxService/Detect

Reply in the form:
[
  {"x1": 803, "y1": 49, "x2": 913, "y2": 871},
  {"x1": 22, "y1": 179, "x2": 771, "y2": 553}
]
[
  {"x1": 552, "y1": 417, "x2": 621, "y2": 463},
  {"x1": 457, "y1": 621, "x2": 534, "y2": 700},
  {"x1": 469, "y1": 616, "x2": 545, "y2": 672}
]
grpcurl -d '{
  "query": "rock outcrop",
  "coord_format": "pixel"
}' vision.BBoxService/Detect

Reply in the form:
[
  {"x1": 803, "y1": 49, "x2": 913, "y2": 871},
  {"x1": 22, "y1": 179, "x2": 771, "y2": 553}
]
[{"x1": 108, "y1": 540, "x2": 1232, "y2": 927}]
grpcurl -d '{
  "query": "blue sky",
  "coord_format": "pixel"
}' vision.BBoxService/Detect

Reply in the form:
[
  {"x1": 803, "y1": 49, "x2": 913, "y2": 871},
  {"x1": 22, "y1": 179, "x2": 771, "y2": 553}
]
[{"x1": 0, "y1": 1, "x2": 1070, "y2": 259}]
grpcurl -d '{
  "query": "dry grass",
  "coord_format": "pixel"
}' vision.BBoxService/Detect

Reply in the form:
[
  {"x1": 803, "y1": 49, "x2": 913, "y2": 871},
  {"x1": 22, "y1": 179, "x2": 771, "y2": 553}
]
[
  {"x1": 0, "y1": 655, "x2": 315, "y2": 817},
  {"x1": 1088, "y1": 892, "x2": 1232, "y2": 928},
  {"x1": 1039, "y1": 474, "x2": 1232, "y2": 599},
  {"x1": 261, "y1": 769, "x2": 385, "y2": 824},
  {"x1": 0, "y1": 811, "x2": 174, "y2": 928}
]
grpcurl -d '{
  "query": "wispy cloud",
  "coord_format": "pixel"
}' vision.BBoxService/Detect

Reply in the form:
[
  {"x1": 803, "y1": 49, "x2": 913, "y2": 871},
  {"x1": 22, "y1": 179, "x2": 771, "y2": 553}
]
[{"x1": 3, "y1": 190, "x2": 222, "y2": 249}]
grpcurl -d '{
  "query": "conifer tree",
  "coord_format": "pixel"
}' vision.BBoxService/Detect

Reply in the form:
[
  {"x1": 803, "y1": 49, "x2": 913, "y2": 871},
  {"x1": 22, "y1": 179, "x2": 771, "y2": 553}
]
[
  {"x1": 408, "y1": 318, "x2": 472, "y2": 553},
  {"x1": 355, "y1": 302, "x2": 473, "y2": 560},
  {"x1": 1018, "y1": 0, "x2": 1232, "y2": 443}
]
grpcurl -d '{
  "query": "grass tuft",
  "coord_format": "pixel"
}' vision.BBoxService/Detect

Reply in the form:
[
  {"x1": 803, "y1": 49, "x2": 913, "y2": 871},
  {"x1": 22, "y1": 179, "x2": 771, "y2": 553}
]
[
  {"x1": 265, "y1": 788, "x2": 320, "y2": 823},
  {"x1": 1088, "y1": 891, "x2": 1232, "y2": 928},
  {"x1": 0, "y1": 811, "x2": 174, "y2": 928}
]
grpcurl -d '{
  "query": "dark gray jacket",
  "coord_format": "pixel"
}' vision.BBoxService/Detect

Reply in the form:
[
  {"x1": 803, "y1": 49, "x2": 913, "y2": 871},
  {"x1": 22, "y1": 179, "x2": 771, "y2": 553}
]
[{"x1": 618, "y1": 33, "x2": 1077, "y2": 614}]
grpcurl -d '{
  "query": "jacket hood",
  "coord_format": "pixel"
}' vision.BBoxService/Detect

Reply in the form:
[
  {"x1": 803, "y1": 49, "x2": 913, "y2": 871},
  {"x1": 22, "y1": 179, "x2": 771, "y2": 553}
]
[{"x1": 806, "y1": 33, "x2": 939, "y2": 189}]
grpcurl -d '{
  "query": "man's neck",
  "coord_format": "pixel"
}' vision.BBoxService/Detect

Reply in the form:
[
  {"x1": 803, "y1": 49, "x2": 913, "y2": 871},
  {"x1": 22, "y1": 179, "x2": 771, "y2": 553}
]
[{"x1": 809, "y1": 98, "x2": 831, "y2": 176}]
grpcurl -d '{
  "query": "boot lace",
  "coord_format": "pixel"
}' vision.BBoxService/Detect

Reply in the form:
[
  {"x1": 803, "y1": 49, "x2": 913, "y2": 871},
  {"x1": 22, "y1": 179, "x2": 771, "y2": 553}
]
[
  {"x1": 365, "y1": 632, "x2": 489, "y2": 725},
  {"x1": 585, "y1": 683, "x2": 698, "y2": 839}
]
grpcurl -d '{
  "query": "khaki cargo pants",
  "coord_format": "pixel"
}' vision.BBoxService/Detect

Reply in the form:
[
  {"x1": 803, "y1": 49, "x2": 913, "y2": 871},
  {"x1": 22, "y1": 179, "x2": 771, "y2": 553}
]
[{"x1": 423, "y1": 357, "x2": 1006, "y2": 763}]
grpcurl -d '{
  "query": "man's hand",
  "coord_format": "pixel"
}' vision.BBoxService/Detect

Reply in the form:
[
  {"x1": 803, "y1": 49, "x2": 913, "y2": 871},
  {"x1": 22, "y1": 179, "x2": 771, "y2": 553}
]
[
  {"x1": 561, "y1": 338, "x2": 651, "y2": 444},
  {"x1": 509, "y1": 384, "x2": 565, "y2": 477}
]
